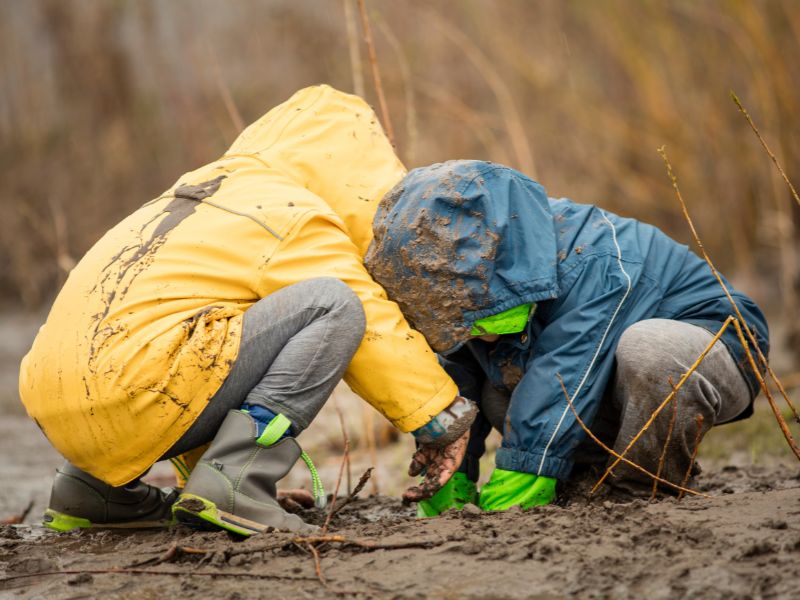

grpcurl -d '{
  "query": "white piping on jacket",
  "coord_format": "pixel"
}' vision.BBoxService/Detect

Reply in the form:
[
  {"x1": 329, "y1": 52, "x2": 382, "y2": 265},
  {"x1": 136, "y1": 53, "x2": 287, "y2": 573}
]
[{"x1": 536, "y1": 211, "x2": 633, "y2": 475}]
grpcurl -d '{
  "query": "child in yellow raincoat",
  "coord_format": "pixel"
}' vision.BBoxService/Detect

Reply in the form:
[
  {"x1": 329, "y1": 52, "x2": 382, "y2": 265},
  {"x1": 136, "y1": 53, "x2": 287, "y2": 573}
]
[{"x1": 19, "y1": 86, "x2": 476, "y2": 535}]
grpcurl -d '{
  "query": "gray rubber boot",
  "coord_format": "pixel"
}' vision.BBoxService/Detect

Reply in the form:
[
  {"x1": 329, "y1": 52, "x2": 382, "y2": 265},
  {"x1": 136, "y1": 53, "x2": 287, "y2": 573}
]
[
  {"x1": 43, "y1": 462, "x2": 177, "y2": 532},
  {"x1": 172, "y1": 410, "x2": 319, "y2": 536}
]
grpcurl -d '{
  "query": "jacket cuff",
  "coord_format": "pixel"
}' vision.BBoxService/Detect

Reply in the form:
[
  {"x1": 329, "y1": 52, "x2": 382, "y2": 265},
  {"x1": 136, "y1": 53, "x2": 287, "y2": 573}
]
[
  {"x1": 495, "y1": 447, "x2": 573, "y2": 480},
  {"x1": 390, "y1": 378, "x2": 459, "y2": 433}
]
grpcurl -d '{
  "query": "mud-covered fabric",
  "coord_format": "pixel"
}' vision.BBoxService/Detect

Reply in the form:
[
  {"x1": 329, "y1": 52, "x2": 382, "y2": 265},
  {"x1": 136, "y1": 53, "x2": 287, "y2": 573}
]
[
  {"x1": 19, "y1": 86, "x2": 458, "y2": 486},
  {"x1": 162, "y1": 278, "x2": 365, "y2": 458},
  {"x1": 365, "y1": 160, "x2": 769, "y2": 480}
]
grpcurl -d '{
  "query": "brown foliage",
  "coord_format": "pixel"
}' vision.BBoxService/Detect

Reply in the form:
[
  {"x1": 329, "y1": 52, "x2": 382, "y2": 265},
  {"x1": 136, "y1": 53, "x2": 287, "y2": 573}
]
[{"x1": 1, "y1": 1, "x2": 798, "y2": 322}]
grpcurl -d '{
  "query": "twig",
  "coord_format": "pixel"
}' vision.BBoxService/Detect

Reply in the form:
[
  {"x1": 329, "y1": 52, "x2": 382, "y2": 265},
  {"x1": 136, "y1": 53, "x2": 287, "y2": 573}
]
[
  {"x1": 659, "y1": 146, "x2": 800, "y2": 450},
  {"x1": 592, "y1": 316, "x2": 734, "y2": 493},
  {"x1": 677, "y1": 414, "x2": 705, "y2": 500},
  {"x1": 206, "y1": 42, "x2": 244, "y2": 133},
  {"x1": 322, "y1": 407, "x2": 351, "y2": 534},
  {"x1": 306, "y1": 542, "x2": 327, "y2": 587},
  {"x1": 730, "y1": 317, "x2": 800, "y2": 460},
  {"x1": 651, "y1": 377, "x2": 681, "y2": 500},
  {"x1": 427, "y1": 8, "x2": 535, "y2": 175},
  {"x1": 331, "y1": 467, "x2": 374, "y2": 518},
  {"x1": 556, "y1": 375, "x2": 709, "y2": 498},
  {"x1": 730, "y1": 92, "x2": 799, "y2": 329},
  {"x1": 0, "y1": 499, "x2": 34, "y2": 525},
  {"x1": 356, "y1": 0, "x2": 395, "y2": 146},
  {"x1": 293, "y1": 535, "x2": 444, "y2": 550},
  {"x1": 730, "y1": 91, "x2": 800, "y2": 209},
  {"x1": 374, "y1": 13, "x2": 417, "y2": 165},
  {"x1": 221, "y1": 531, "x2": 445, "y2": 560},
  {"x1": 124, "y1": 542, "x2": 207, "y2": 568},
  {"x1": 342, "y1": 0, "x2": 365, "y2": 97},
  {"x1": 0, "y1": 568, "x2": 314, "y2": 584}
]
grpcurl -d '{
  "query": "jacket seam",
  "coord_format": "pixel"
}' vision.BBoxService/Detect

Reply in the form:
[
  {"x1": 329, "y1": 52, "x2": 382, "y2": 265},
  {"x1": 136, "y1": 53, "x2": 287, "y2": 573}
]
[{"x1": 253, "y1": 207, "x2": 327, "y2": 294}]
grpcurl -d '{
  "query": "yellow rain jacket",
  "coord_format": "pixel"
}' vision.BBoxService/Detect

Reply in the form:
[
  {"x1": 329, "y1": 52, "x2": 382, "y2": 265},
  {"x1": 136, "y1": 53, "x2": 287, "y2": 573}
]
[{"x1": 19, "y1": 85, "x2": 458, "y2": 486}]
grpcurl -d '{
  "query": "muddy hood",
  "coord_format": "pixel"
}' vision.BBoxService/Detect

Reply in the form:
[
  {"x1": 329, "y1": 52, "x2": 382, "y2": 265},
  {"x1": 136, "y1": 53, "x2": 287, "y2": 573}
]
[{"x1": 365, "y1": 160, "x2": 559, "y2": 353}]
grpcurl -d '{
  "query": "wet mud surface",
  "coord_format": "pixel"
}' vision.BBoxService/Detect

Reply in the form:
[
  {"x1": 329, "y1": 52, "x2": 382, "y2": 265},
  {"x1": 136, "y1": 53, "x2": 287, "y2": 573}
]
[{"x1": 2, "y1": 465, "x2": 800, "y2": 599}]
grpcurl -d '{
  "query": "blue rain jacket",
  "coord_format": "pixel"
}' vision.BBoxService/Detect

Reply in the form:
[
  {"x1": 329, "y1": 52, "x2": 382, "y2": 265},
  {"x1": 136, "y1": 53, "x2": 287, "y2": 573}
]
[{"x1": 365, "y1": 160, "x2": 769, "y2": 480}]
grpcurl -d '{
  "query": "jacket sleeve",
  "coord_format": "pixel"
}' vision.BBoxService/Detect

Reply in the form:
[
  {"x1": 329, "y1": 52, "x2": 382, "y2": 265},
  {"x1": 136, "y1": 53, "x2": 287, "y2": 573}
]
[
  {"x1": 495, "y1": 255, "x2": 635, "y2": 480},
  {"x1": 258, "y1": 210, "x2": 459, "y2": 432}
]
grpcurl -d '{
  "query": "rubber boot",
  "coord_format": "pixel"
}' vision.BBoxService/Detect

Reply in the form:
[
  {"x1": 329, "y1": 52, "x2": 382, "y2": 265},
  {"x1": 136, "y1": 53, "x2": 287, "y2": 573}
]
[
  {"x1": 43, "y1": 462, "x2": 177, "y2": 532},
  {"x1": 172, "y1": 410, "x2": 319, "y2": 536}
]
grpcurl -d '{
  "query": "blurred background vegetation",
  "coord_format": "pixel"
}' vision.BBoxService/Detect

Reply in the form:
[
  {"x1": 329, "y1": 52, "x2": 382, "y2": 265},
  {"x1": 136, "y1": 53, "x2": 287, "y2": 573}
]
[{"x1": 0, "y1": 0, "x2": 798, "y2": 497}]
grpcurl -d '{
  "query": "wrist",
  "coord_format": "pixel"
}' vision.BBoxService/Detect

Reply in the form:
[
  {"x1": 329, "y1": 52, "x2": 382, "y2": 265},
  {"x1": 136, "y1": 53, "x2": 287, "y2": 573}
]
[{"x1": 411, "y1": 395, "x2": 477, "y2": 447}]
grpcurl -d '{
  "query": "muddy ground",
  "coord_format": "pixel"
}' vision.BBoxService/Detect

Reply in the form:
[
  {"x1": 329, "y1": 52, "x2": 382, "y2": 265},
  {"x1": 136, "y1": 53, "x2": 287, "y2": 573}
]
[
  {"x1": 1, "y1": 462, "x2": 799, "y2": 599},
  {"x1": 2, "y1": 311, "x2": 800, "y2": 599}
]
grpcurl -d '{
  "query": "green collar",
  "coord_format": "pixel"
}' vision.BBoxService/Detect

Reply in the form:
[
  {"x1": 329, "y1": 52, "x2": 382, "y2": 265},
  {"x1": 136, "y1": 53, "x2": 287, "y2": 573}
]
[{"x1": 470, "y1": 303, "x2": 534, "y2": 336}]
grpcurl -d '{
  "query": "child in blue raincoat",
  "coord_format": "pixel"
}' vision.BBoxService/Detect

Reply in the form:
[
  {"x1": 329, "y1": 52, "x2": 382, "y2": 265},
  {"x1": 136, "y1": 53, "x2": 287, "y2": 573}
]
[{"x1": 365, "y1": 160, "x2": 769, "y2": 514}]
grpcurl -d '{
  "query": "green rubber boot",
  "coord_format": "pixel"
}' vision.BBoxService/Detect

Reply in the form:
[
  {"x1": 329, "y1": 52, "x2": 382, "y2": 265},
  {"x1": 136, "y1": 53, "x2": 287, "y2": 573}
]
[
  {"x1": 173, "y1": 410, "x2": 323, "y2": 536},
  {"x1": 479, "y1": 469, "x2": 557, "y2": 511},
  {"x1": 43, "y1": 462, "x2": 177, "y2": 532},
  {"x1": 417, "y1": 472, "x2": 479, "y2": 517}
]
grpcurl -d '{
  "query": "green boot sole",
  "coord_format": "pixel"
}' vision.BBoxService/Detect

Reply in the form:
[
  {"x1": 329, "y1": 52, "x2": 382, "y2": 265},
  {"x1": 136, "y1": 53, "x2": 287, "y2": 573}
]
[
  {"x1": 43, "y1": 508, "x2": 175, "y2": 532},
  {"x1": 172, "y1": 493, "x2": 267, "y2": 537}
]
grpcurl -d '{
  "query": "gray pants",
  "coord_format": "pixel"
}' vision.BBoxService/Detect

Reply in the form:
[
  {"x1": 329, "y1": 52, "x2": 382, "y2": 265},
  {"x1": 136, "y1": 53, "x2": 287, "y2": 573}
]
[
  {"x1": 163, "y1": 277, "x2": 366, "y2": 457},
  {"x1": 605, "y1": 319, "x2": 751, "y2": 491}
]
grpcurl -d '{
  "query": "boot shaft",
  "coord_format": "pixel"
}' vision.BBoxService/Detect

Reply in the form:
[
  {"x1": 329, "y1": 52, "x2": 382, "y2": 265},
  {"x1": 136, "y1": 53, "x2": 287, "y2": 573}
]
[{"x1": 176, "y1": 409, "x2": 317, "y2": 534}]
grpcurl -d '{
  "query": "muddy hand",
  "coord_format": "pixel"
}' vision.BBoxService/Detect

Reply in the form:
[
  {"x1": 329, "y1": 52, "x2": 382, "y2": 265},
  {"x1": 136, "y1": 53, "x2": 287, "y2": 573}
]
[{"x1": 403, "y1": 429, "x2": 469, "y2": 502}]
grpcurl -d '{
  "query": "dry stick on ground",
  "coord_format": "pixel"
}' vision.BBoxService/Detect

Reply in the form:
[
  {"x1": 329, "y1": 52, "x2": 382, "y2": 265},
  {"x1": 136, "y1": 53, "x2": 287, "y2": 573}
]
[
  {"x1": 678, "y1": 415, "x2": 705, "y2": 501},
  {"x1": 0, "y1": 569, "x2": 315, "y2": 585},
  {"x1": 124, "y1": 543, "x2": 207, "y2": 568},
  {"x1": 356, "y1": 0, "x2": 395, "y2": 147},
  {"x1": 226, "y1": 533, "x2": 443, "y2": 560},
  {"x1": 293, "y1": 535, "x2": 443, "y2": 550},
  {"x1": 556, "y1": 375, "x2": 709, "y2": 498},
  {"x1": 331, "y1": 467, "x2": 374, "y2": 518},
  {"x1": 658, "y1": 146, "x2": 800, "y2": 459},
  {"x1": 592, "y1": 316, "x2": 734, "y2": 494},
  {"x1": 0, "y1": 499, "x2": 34, "y2": 525},
  {"x1": 306, "y1": 542, "x2": 327, "y2": 587},
  {"x1": 730, "y1": 92, "x2": 800, "y2": 423},
  {"x1": 651, "y1": 377, "x2": 681, "y2": 501}
]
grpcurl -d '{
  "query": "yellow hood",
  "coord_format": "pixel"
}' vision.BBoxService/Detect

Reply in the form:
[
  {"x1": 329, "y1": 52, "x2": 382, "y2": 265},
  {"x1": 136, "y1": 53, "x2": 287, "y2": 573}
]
[{"x1": 227, "y1": 84, "x2": 400, "y2": 255}]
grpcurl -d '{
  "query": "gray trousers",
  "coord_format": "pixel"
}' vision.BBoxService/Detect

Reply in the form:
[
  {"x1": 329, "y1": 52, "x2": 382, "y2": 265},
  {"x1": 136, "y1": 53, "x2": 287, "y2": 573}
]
[
  {"x1": 603, "y1": 319, "x2": 751, "y2": 491},
  {"x1": 163, "y1": 277, "x2": 366, "y2": 457}
]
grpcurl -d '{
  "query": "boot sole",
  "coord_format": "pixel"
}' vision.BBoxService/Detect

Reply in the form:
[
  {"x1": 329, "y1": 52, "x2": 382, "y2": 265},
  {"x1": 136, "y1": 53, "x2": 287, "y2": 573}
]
[
  {"x1": 172, "y1": 493, "x2": 269, "y2": 537},
  {"x1": 43, "y1": 509, "x2": 175, "y2": 532}
]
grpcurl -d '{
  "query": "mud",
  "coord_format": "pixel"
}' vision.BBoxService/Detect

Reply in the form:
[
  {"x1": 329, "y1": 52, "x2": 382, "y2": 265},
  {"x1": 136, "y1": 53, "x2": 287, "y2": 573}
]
[
  {"x1": 365, "y1": 162, "x2": 494, "y2": 353},
  {"x1": 2, "y1": 464, "x2": 799, "y2": 599}
]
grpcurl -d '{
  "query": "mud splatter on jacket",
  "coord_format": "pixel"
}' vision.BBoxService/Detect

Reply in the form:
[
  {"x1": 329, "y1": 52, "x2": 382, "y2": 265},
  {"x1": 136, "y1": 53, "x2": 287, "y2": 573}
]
[
  {"x1": 19, "y1": 86, "x2": 458, "y2": 486},
  {"x1": 365, "y1": 160, "x2": 769, "y2": 479}
]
